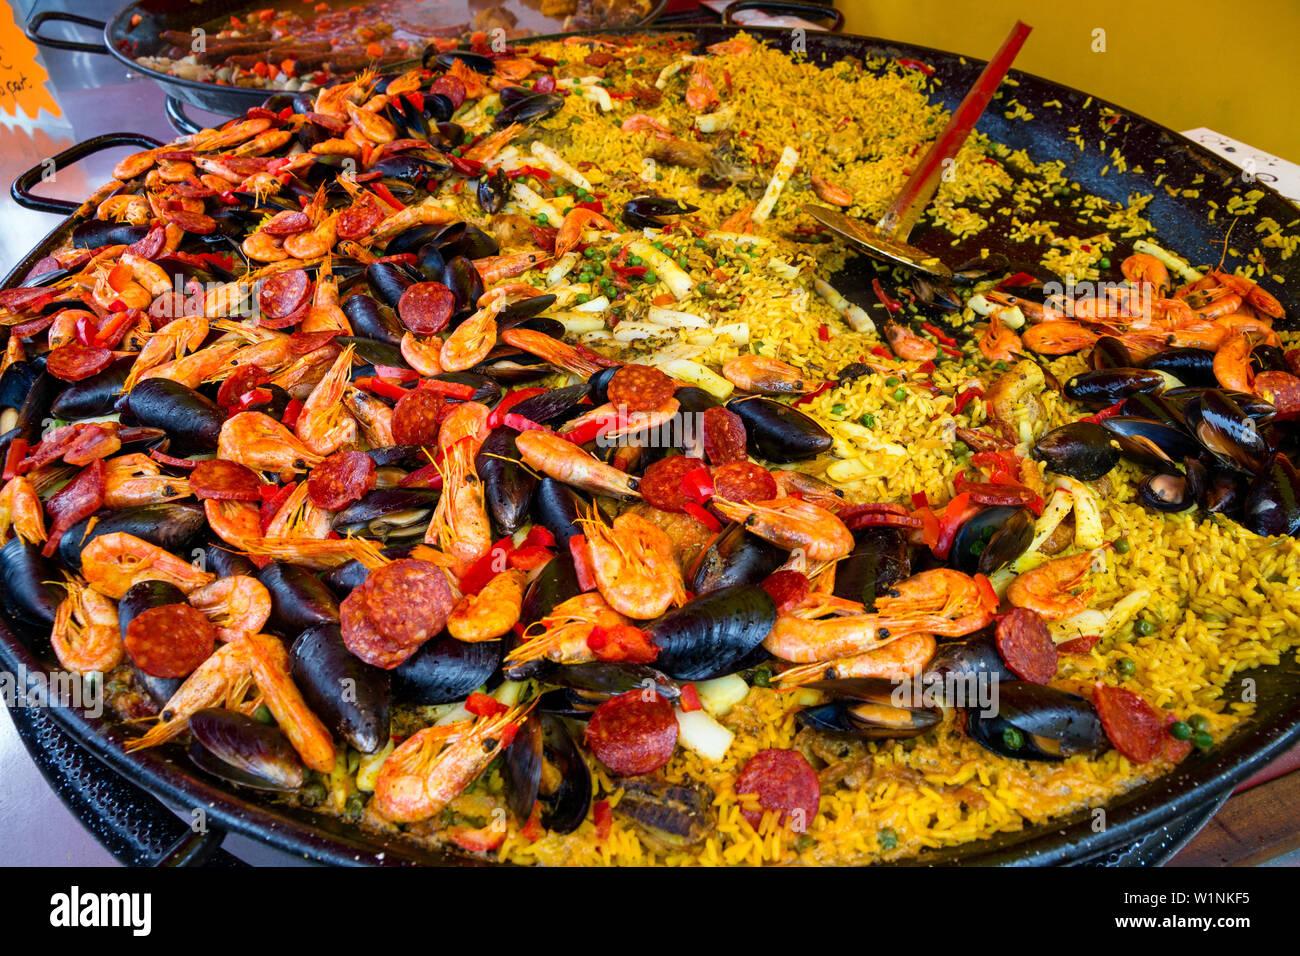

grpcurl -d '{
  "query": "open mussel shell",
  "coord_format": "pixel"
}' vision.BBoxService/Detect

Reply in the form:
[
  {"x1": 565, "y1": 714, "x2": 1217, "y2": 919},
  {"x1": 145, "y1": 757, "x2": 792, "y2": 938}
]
[
  {"x1": 495, "y1": 92, "x2": 564, "y2": 128},
  {"x1": 831, "y1": 527, "x2": 909, "y2": 607},
  {"x1": 1062, "y1": 368, "x2": 1165, "y2": 410},
  {"x1": 331, "y1": 488, "x2": 440, "y2": 542},
  {"x1": 798, "y1": 677, "x2": 940, "y2": 739},
  {"x1": 1184, "y1": 389, "x2": 1270, "y2": 473},
  {"x1": 509, "y1": 383, "x2": 590, "y2": 424},
  {"x1": 0, "y1": 537, "x2": 61, "y2": 628},
  {"x1": 1138, "y1": 457, "x2": 1206, "y2": 513},
  {"x1": 71, "y1": 220, "x2": 149, "y2": 249},
  {"x1": 1142, "y1": 347, "x2": 1217, "y2": 387},
  {"x1": 966, "y1": 682, "x2": 1106, "y2": 762},
  {"x1": 1242, "y1": 453, "x2": 1300, "y2": 537},
  {"x1": 291, "y1": 624, "x2": 390, "y2": 753},
  {"x1": 1089, "y1": 336, "x2": 1134, "y2": 371},
  {"x1": 1101, "y1": 417, "x2": 1201, "y2": 472},
  {"x1": 392, "y1": 633, "x2": 503, "y2": 704},
  {"x1": 688, "y1": 522, "x2": 786, "y2": 596},
  {"x1": 257, "y1": 562, "x2": 340, "y2": 634},
  {"x1": 621, "y1": 196, "x2": 699, "y2": 230},
  {"x1": 503, "y1": 715, "x2": 543, "y2": 821},
  {"x1": 725, "y1": 396, "x2": 832, "y2": 463},
  {"x1": 1119, "y1": 391, "x2": 1187, "y2": 429},
  {"x1": 188, "y1": 708, "x2": 305, "y2": 791},
  {"x1": 951, "y1": 506, "x2": 1034, "y2": 576},
  {"x1": 535, "y1": 661, "x2": 680, "y2": 704},
  {"x1": 477, "y1": 427, "x2": 537, "y2": 535},
  {"x1": 342, "y1": 294, "x2": 404, "y2": 346},
  {"x1": 50, "y1": 356, "x2": 133, "y2": 419},
  {"x1": 504, "y1": 713, "x2": 592, "y2": 833},
  {"x1": 57, "y1": 502, "x2": 205, "y2": 572},
  {"x1": 0, "y1": 359, "x2": 40, "y2": 411},
  {"x1": 647, "y1": 584, "x2": 777, "y2": 681},
  {"x1": 613, "y1": 776, "x2": 716, "y2": 848},
  {"x1": 125, "y1": 379, "x2": 224, "y2": 453},
  {"x1": 1032, "y1": 421, "x2": 1120, "y2": 481}
]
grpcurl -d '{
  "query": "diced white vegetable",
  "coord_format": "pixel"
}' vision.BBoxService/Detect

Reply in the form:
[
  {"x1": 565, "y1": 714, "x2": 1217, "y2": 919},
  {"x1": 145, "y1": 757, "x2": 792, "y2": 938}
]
[
  {"x1": 574, "y1": 295, "x2": 610, "y2": 313},
  {"x1": 1015, "y1": 488, "x2": 1074, "y2": 568},
  {"x1": 553, "y1": 313, "x2": 607, "y2": 334},
  {"x1": 546, "y1": 252, "x2": 580, "y2": 285},
  {"x1": 659, "y1": 358, "x2": 734, "y2": 399},
  {"x1": 674, "y1": 708, "x2": 734, "y2": 762},
  {"x1": 511, "y1": 182, "x2": 562, "y2": 223},
  {"x1": 766, "y1": 257, "x2": 800, "y2": 280},
  {"x1": 612, "y1": 320, "x2": 671, "y2": 342},
  {"x1": 694, "y1": 105, "x2": 735, "y2": 133},
  {"x1": 529, "y1": 141, "x2": 593, "y2": 192},
  {"x1": 825, "y1": 458, "x2": 873, "y2": 482},
  {"x1": 434, "y1": 702, "x2": 473, "y2": 726},
  {"x1": 647, "y1": 305, "x2": 709, "y2": 329},
  {"x1": 693, "y1": 674, "x2": 750, "y2": 717},
  {"x1": 706, "y1": 231, "x2": 771, "y2": 247},
  {"x1": 647, "y1": 342, "x2": 706, "y2": 366},
  {"x1": 753, "y1": 146, "x2": 799, "y2": 224},
  {"x1": 355, "y1": 739, "x2": 394, "y2": 792},
  {"x1": 492, "y1": 681, "x2": 526, "y2": 707},
  {"x1": 814, "y1": 276, "x2": 874, "y2": 332},
  {"x1": 794, "y1": 688, "x2": 823, "y2": 708},
  {"x1": 627, "y1": 239, "x2": 693, "y2": 300}
]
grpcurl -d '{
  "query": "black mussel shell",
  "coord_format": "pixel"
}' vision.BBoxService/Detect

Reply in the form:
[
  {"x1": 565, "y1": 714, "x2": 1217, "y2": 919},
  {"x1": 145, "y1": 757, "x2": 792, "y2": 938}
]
[
  {"x1": 0, "y1": 537, "x2": 61, "y2": 628},
  {"x1": 1032, "y1": 422, "x2": 1120, "y2": 481},
  {"x1": 497, "y1": 294, "x2": 558, "y2": 329},
  {"x1": 921, "y1": 625, "x2": 1012, "y2": 691},
  {"x1": 0, "y1": 359, "x2": 39, "y2": 410},
  {"x1": 477, "y1": 427, "x2": 537, "y2": 534},
  {"x1": 1242, "y1": 453, "x2": 1300, "y2": 537},
  {"x1": 440, "y1": 224, "x2": 499, "y2": 262},
  {"x1": 509, "y1": 383, "x2": 589, "y2": 423},
  {"x1": 647, "y1": 585, "x2": 777, "y2": 681},
  {"x1": 58, "y1": 502, "x2": 205, "y2": 572},
  {"x1": 531, "y1": 478, "x2": 588, "y2": 545},
  {"x1": 50, "y1": 356, "x2": 133, "y2": 419},
  {"x1": 477, "y1": 168, "x2": 510, "y2": 214},
  {"x1": 832, "y1": 527, "x2": 909, "y2": 608},
  {"x1": 342, "y1": 294, "x2": 404, "y2": 346},
  {"x1": 797, "y1": 677, "x2": 940, "y2": 739},
  {"x1": 203, "y1": 542, "x2": 258, "y2": 578},
  {"x1": 952, "y1": 252, "x2": 1010, "y2": 282},
  {"x1": 442, "y1": 255, "x2": 485, "y2": 317},
  {"x1": 1063, "y1": 368, "x2": 1165, "y2": 410},
  {"x1": 536, "y1": 714, "x2": 591, "y2": 834},
  {"x1": 1119, "y1": 391, "x2": 1186, "y2": 429},
  {"x1": 1142, "y1": 347, "x2": 1217, "y2": 387},
  {"x1": 1102, "y1": 417, "x2": 1202, "y2": 471},
  {"x1": 966, "y1": 682, "x2": 1106, "y2": 761},
  {"x1": 257, "y1": 562, "x2": 340, "y2": 634},
  {"x1": 534, "y1": 660, "x2": 679, "y2": 703},
  {"x1": 71, "y1": 220, "x2": 148, "y2": 249},
  {"x1": 621, "y1": 195, "x2": 698, "y2": 230},
  {"x1": 429, "y1": 49, "x2": 494, "y2": 73},
  {"x1": 951, "y1": 506, "x2": 1033, "y2": 576},
  {"x1": 495, "y1": 92, "x2": 564, "y2": 127},
  {"x1": 613, "y1": 776, "x2": 715, "y2": 848},
  {"x1": 365, "y1": 260, "x2": 419, "y2": 310},
  {"x1": 1089, "y1": 336, "x2": 1134, "y2": 371},
  {"x1": 391, "y1": 634, "x2": 503, "y2": 704},
  {"x1": 188, "y1": 708, "x2": 305, "y2": 791},
  {"x1": 291, "y1": 623, "x2": 390, "y2": 753},
  {"x1": 118, "y1": 579, "x2": 187, "y2": 634},
  {"x1": 689, "y1": 522, "x2": 786, "y2": 595},
  {"x1": 125, "y1": 379, "x2": 223, "y2": 452},
  {"x1": 1205, "y1": 468, "x2": 1246, "y2": 515},
  {"x1": 1138, "y1": 471, "x2": 1193, "y2": 512},
  {"x1": 331, "y1": 488, "x2": 439, "y2": 542},
  {"x1": 503, "y1": 714, "x2": 543, "y2": 821},
  {"x1": 1185, "y1": 389, "x2": 1270, "y2": 473},
  {"x1": 725, "y1": 396, "x2": 831, "y2": 463}
]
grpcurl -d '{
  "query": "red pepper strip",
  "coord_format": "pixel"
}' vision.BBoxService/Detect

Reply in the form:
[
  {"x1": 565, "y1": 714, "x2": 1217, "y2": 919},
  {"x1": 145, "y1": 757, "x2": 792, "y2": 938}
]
[
  {"x1": 956, "y1": 481, "x2": 1041, "y2": 507},
  {"x1": 897, "y1": 57, "x2": 935, "y2": 75},
  {"x1": 844, "y1": 510, "x2": 922, "y2": 531},
  {"x1": 417, "y1": 379, "x2": 477, "y2": 400},
  {"x1": 465, "y1": 691, "x2": 508, "y2": 717},
  {"x1": 147, "y1": 448, "x2": 199, "y2": 469},
  {"x1": 587, "y1": 623, "x2": 659, "y2": 664},
  {"x1": 934, "y1": 492, "x2": 976, "y2": 560},
  {"x1": 953, "y1": 386, "x2": 984, "y2": 414},
  {"x1": 593, "y1": 799, "x2": 612, "y2": 840},
  {"x1": 838, "y1": 502, "x2": 910, "y2": 519},
  {"x1": 911, "y1": 491, "x2": 929, "y2": 508},
  {"x1": 508, "y1": 545, "x2": 553, "y2": 571},
  {"x1": 877, "y1": 21, "x2": 1032, "y2": 239},
  {"x1": 2, "y1": 439, "x2": 28, "y2": 480},
  {"x1": 398, "y1": 460, "x2": 443, "y2": 490},
  {"x1": 259, "y1": 482, "x2": 297, "y2": 534},
  {"x1": 367, "y1": 181, "x2": 405, "y2": 211},
  {"x1": 376, "y1": 253, "x2": 417, "y2": 266},
  {"x1": 74, "y1": 313, "x2": 98, "y2": 347},
  {"x1": 93, "y1": 309, "x2": 136, "y2": 349},
  {"x1": 916, "y1": 360, "x2": 936, "y2": 375},
  {"x1": 374, "y1": 365, "x2": 419, "y2": 383},
  {"x1": 281, "y1": 398, "x2": 304, "y2": 429},
  {"x1": 817, "y1": 323, "x2": 830, "y2": 342},
  {"x1": 920, "y1": 321, "x2": 957, "y2": 347},
  {"x1": 354, "y1": 376, "x2": 410, "y2": 402},
  {"x1": 486, "y1": 388, "x2": 546, "y2": 428},
  {"x1": 996, "y1": 271, "x2": 1038, "y2": 289},
  {"x1": 911, "y1": 506, "x2": 940, "y2": 549},
  {"x1": 680, "y1": 466, "x2": 715, "y2": 504},
  {"x1": 519, "y1": 807, "x2": 545, "y2": 843},
  {"x1": 973, "y1": 573, "x2": 999, "y2": 612},
  {"x1": 683, "y1": 501, "x2": 721, "y2": 532},
  {"x1": 792, "y1": 382, "x2": 832, "y2": 407},
  {"x1": 871, "y1": 278, "x2": 902, "y2": 312},
  {"x1": 560, "y1": 411, "x2": 618, "y2": 446},
  {"x1": 870, "y1": 345, "x2": 892, "y2": 358},
  {"x1": 679, "y1": 683, "x2": 702, "y2": 712},
  {"x1": 1080, "y1": 400, "x2": 1126, "y2": 425},
  {"x1": 506, "y1": 164, "x2": 552, "y2": 180},
  {"x1": 459, "y1": 536, "x2": 515, "y2": 594},
  {"x1": 574, "y1": 200, "x2": 604, "y2": 214},
  {"x1": 610, "y1": 263, "x2": 648, "y2": 278},
  {"x1": 449, "y1": 155, "x2": 485, "y2": 175},
  {"x1": 237, "y1": 386, "x2": 274, "y2": 410},
  {"x1": 521, "y1": 525, "x2": 555, "y2": 549},
  {"x1": 504, "y1": 412, "x2": 555, "y2": 436},
  {"x1": 570, "y1": 534, "x2": 597, "y2": 592}
]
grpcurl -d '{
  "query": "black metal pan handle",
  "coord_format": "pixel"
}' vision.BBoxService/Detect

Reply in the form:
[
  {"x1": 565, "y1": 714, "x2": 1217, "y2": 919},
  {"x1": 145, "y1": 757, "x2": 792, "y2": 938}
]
[
  {"x1": 721, "y1": 1, "x2": 846, "y2": 32},
  {"x1": 24, "y1": 10, "x2": 108, "y2": 54},
  {"x1": 165, "y1": 96, "x2": 206, "y2": 137},
  {"x1": 10, "y1": 132, "x2": 164, "y2": 216}
]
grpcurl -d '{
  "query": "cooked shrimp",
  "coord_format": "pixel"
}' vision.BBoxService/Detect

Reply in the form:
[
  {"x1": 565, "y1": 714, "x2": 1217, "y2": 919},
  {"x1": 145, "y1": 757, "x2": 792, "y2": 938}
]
[
  {"x1": 1005, "y1": 551, "x2": 1097, "y2": 621},
  {"x1": 978, "y1": 315, "x2": 1021, "y2": 363},
  {"x1": 125, "y1": 639, "x2": 255, "y2": 751},
  {"x1": 300, "y1": 257, "x2": 352, "y2": 334},
  {"x1": 295, "y1": 345, "x2": 359, "y2": 456},
  {"x1": 554, "y1": 207, "x2": 617, "y2": 259},
  {"x1": 1120, "y1": 253, "x2": 1170, "y2": 297},
  {"x1": 710, "y1": 497, "x2": 854, "y2": 562},
  {"x1": 81, "y1": 531, "x2": 214, "y2": 599},
  {"x1": 447, "y1": 569, "x2": 526, "y2": 642},
  {"x1": 810, "y1": 174, "x2": 852, "y2": 207},
  {"x1": 515, "y1": 429, "x2": 641, "y2": 499},
  {"x1": 219, "y1": 411, "x2": 324, "y2": 476},
  {"x1": 504, "y1": 593, "x2": 627, "y2": 666},
  {"x1": 187, "y1": 575, "x2": 273, "y2": 642},
  {"x1": 0, "y1": 475, "x2": 46, "y2": 543},
  {"x1": 500, "y1": 328, "x2": 611, "y2": 379},
  {"x1": 427, "y1": 437, "x2": 492, "y2": 576},
  {"x1": 242, "y1": 631, "x2": 336, "y2": 773},
  {"x1": 440, "y1": 300, "x2": 500, "y2": 373},
  {"x1": 1021, "y1": 321, "x2": 1099, "y2": 355},
  {"x1": 582, "y1": 511, "x2": 687, "y2": 619},
  {"x1": 722, "y1": 355, "x2": 812, "y2": 395},
  {"x1": 401, "y1": 331, "x2": 444, "y2": 376},
  {"x1": 103, "y1": 453, "x2": 191, "y2": 508},
  {"x1": 51, "y1": 579, "x2": 124, "y2": 674},
  {"x1": 775, "y1": 632, "x2": 937, "y2": 685},
  {"x1": 882, "y1": 318, "x2": 938, "y2": 362},
  {"x1": 685, "y1": 61, "x2": 719, "y2": 112}
]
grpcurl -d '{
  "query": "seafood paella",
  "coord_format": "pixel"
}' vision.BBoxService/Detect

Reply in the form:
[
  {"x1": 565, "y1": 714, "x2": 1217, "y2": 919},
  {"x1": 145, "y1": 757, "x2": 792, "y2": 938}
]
[{"x1": 2, "y1": 29, "x2": 1299, "y2": 867}]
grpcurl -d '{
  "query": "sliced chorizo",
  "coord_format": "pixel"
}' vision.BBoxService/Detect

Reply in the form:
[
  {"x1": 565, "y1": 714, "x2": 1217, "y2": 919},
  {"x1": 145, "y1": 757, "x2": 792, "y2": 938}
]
[
  {"x1": 336, "y1": 197, "x2": 386, "y2": 240},
  {"x1": 712, "y1": 460, "x2": 777, "y2": 502},
  {"x1": 348, "y1": 558, "x2": 454, "y2": 653},
  {"x1": 639, "y1": 455, "x2": 705, "y2": 514},
  {"x1": 258, "y1": 269, "x2": 311, "y2": 320},
  {"x1": 391, "y1": 389, "x2": 446, "y2": 446},
  {"x1": 398, "y1": 282, "x2": 455, "y2": 334},
  {"x1": 124, "y1": 603, "x2": 216, "y2": 678},
  {"x1": 606, "y1": 364, "x2": 676, "y2": 413},
  {"x1": 995, "y1": 607, "x2": 1057, "y2": 683},
  {"x1": 308, "y1": 450, "x2": 377, "y2": 510},
  {"x1": 46, "y1": 343, "x2": 114, "y2": 382},
  {"x1": 1092, "y1": 683, "x2": 1165, "y2": 764},
  {"x1": 217, "y1": 365, "x2": 272, "y2": 409},
  {"x1": 760, "y1": 570, "x2": 810, "y2": 614},
  {"x1": 734, "y1": 748, "x2": 821, "y2": 831},
  {"x1": 190, "y1": 459, "x2": 264, "y2": 501},
  {"x1": 583, "y1": 690, "x2": 678, "y2": 776},
  {"x1": 701, "y1": 406, "x2": 747, "y2": 465}
]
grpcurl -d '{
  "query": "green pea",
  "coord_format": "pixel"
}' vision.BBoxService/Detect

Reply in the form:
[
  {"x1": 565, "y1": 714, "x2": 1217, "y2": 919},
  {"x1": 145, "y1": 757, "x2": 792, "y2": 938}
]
[
  {"x1": 795, "y1": 833, "x2": 815, "y2": 852},
  {"x1": 1117, "y1": 657, "x2": 1136, "y2": 676},
  {"x1": 627, "y1": 254, "x2": 642, "y2": 266},
  {"x1": 1169, "y1": 721, "x2": 1192, "y2": 741},
  {"x1": 885, "y1": 376, "x2": 900, "y2": 387},
  {"x1": 1134, "y1": 618, "x2": 1155, "y2": 636},
  {"x1": 1188, "y1": 713, "x2": 1211, "y2": 733},
  {"x1": 583, "y1": 247, "x2": 596, "y2": 258},
  {"x1": 300, "y1": 781, "x2": 328, "y2": 807},
  {"x1": 576, "y1": 293, "x2": 591, "y2": 304},
  {"x1": 1100, "y1": 257, "x2": 1111, "y2": 268},
  {"x1": 860, "y1": 412, "x2": 876, "y2": 428},
  {"x1": 951, "y1": 440, "x2": 970, "y2": 457},
  {"x1": 695, "y1": 238, "x2": 707, "y2": 248},
  {"x1": 830, "y1": 403, "x2": 846, "y2": 416},
  {"x1": 253, "y1": 704, "x2": 274, "y2": 725},
  {"x1": 643, "y1": 270, "x2": 657, "y2": 282},
  {"x1": 751, "y1": 665, "x2": 774, "y2": 688},
  {"x1": 993, "y1": 360, "x2": 1007, "y2": 371},
  {"x1": 1001, "y1": 727, "x2": 1025, "y2": 751},
  {"x1": 344, "y1": 793, "x2": 365, "y2": 821},
  {"x1": 535, "y1": 213, "x2": 549, "y2": 225},
  {"x1": 1193, "y1": 732, "x2": 1214, "y2": 751},
  {"x1": 1113, "y1": 536, "x2": 1131, "y2": 554},
  {"x1": 877, "y1": 828, "x2": 899, "y2": 851},
  {"x1": 892, "y1": 387, "x2": 907, "y2": 402},
  {"x1": 653, "y1": 240, "x2": 664, "y2": 250},
  {"x1": 970, "y1": 540, "x2": 986, "y2": 556}
]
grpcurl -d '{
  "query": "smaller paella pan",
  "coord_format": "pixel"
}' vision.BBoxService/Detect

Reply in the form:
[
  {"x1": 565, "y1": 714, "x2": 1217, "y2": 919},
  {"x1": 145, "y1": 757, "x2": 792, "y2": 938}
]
[{"x1": 2, "y1": 25, "x2": 1300, "y2": 867}]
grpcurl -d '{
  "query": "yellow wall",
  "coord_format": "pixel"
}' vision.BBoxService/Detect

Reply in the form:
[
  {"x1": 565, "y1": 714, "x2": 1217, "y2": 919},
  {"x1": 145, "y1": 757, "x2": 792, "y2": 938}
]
[{"x1": 841, "y1": 0, "x2": 1300, "y2": 162}]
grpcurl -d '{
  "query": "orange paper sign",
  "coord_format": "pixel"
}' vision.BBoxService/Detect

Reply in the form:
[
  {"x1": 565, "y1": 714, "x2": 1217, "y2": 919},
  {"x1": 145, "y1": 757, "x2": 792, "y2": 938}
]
[{"x1": 0, "y1": 0, "x2": 62, "y2": 119}]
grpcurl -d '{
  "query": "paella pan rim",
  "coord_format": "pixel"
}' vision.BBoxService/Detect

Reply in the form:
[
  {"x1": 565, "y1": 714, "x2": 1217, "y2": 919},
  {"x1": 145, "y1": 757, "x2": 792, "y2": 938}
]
[{"x1": 4, "y1": 22, "x2": 1300, "y2": 866}]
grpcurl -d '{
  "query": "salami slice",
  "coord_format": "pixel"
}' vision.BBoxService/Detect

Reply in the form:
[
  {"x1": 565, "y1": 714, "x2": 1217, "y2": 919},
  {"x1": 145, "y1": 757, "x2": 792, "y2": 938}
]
[
  {"x1": 640, "y1": 455, "x2": 705, "y2": 514},
  {"x1": 46, "y1": 343, "x2": 114, "y2": 382},
  {"x1": 583, "y1": 690, "x2": 678, "y2": 776},
  {"x1": 190, "y1": 459, "x2": 264, "y2": 501},
  {"x1": 257, "y1": 296, "x2": 309, "y2": 331},
  {"x1": 289, "y1": 330, "x2": 340, "y2": 355},
  {"x1": 701, "y1": 406, "x2": 747, "y2": 465},
  {"x1": 164, "y1": 208, "x2": 217, "y2": 235},
  {"x1": 127, "y1": 225, "x2": 167, "y2": 260},
  {"x1": 995, "y1": 607, "x2": 1057, "y2": 683},
  {"x1": 43, "y1": 459, "x2": 106, "y2": 557},
  {"x1": 607, "y1": 364, "x2": 676, "y2": 413},
  {"x1": 429, "y1": 75, "x2": 466, "y2": 108},
  {"x1": 217, "y1": 365, "x2": 272, "y2": 409},
  {"x1": 308, "y1": 450, "x2": 376, "y2": 510},
  {"x1": 350, "y1": 558, "x2": 454, "y2": 652},
  {"x1": 712, "y1": 461, "x2": 777, "y2": 503},
  {"x1": 340, "y1": 592, "x2": 418, "y2": 669},
  {"x1": 760, "y1": 570, "x2": 810, "y2": 614},
  {"x1": 10, "y1": 314, "x2": 56, "y2": 338},
  {"x1": 124, "y1": 603, "x2": 217, "y2": 678},
  {"x1": 262, "y1": 210, "x2": 311, "y2": 236},
  {"x1": 391, "y1": 389, "x2": 446, "y2": 446},
  {"x1": 336, "y1": 198, "x2": 385, "y2": 240},
  {"x1": 1092, "y1": 683, "x2": 1164, "y2": 763},
  {"x1": 398, "y1": 282, "x2": 455, "y2": 334},
  {"x1": 258, "y1": 269, "x2": 311, "y2": 320},
  {"x1": 734, "y1": 748, "x2": 821, "y2": 830}
]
